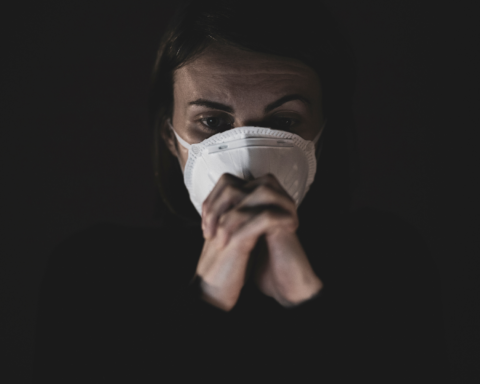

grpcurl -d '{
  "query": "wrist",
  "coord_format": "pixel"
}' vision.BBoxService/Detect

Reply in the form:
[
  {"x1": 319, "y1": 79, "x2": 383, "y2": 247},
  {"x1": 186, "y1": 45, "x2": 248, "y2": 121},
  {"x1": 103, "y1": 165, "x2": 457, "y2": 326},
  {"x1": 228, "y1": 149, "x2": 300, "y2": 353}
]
[
  {"x1": 198, "y1": 279, "x2": 237, "y2": 312},
  {"x1": 277, "y1": 276, "x2": 323, "y2": 308}
]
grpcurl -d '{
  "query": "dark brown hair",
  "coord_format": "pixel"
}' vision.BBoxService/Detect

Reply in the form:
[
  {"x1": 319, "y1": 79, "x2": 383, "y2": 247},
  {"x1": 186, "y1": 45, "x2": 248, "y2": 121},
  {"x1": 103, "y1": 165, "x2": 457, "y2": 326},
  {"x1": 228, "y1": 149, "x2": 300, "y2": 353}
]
[{"x1": 149, "y1": 0, "x2": 362, "y2": 226}]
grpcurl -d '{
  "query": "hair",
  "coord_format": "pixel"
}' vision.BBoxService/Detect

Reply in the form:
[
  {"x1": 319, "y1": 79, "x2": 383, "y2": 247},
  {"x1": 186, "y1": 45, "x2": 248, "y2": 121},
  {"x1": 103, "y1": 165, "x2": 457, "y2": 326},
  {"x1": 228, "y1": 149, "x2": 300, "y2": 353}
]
[{"x1": 148, "y1": 0, "x2": 362, "y2": 227}]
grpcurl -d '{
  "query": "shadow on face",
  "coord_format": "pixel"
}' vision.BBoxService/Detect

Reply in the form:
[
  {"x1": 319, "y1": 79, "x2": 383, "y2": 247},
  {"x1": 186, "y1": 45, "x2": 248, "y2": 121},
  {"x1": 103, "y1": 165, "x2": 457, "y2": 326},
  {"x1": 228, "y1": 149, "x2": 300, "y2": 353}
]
[{"x1": 163, "y1": 41, "x2": 325, "y2": 172}]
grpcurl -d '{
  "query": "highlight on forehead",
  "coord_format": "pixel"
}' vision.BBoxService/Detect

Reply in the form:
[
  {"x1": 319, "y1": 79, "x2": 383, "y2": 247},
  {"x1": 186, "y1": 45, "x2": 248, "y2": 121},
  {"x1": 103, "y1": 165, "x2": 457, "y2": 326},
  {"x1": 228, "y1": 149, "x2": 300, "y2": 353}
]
[
  {"x1": 175, "y1": 41, "x2": 318, "y2": 78},
  {"x1": 172, "y1": 41, "x2": 323, "y2": 116}
]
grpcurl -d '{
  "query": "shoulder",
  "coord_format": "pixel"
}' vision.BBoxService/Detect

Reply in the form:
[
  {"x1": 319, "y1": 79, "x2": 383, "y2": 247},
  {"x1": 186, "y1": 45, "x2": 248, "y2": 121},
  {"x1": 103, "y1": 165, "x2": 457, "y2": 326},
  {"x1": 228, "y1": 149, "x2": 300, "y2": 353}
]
[
  {"x1": 331, "y1": 207, "x2": 438, "y2": 282},
  {"x1": 343, "y1": 208, "x2": 442, "y2": 297},
  {"x1": 42, "y1": 220, "x2": 198, "y2": 292},
  {"x1": 46, "y1": 221, "x2": 162, "y2": 268},
  {"x1": 341, "y1": 207, "x2": 430, "y2": 253},
  {"x1": 345, "y1": 207, "x2": 422, "y2": 235}
]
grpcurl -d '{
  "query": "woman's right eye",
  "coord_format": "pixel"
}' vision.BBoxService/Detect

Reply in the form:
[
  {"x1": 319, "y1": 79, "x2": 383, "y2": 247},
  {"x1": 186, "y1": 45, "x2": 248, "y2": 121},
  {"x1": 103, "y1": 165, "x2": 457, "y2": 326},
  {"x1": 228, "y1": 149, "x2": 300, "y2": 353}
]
[{"x1": 199, "y1": 117, "x2": 232, "y2": 132}]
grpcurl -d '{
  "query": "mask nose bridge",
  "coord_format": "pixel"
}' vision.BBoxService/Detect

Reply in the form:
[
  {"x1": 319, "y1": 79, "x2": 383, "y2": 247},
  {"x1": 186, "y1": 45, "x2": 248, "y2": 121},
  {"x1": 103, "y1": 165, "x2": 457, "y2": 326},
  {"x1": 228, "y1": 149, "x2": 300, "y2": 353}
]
[{"x1": 168, "y1": 117, "x2": 326, "y2": 151}]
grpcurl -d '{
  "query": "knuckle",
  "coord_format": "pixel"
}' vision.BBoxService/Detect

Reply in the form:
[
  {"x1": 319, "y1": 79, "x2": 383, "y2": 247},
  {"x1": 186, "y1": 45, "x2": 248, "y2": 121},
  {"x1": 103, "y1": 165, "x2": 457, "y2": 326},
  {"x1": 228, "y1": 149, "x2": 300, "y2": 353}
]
[
  {"x1": 222, "y1": 172, "x2": 238, "y2": 183},
  {"x1": 256, "y1": 183, "x2": 272, "y2": 194},
  {"x1": 223, "y1": 209, "x2": 249, "y2": 231},
  {"x1": 217, "y1": 212, "x2": 228, "y2": 227},
  {"x1": 217, "y1": 224, "x2": 230, "y2": 238},
  {"x1": 228, "y1": 209, "x2": 246, "y2": 226},
  {"x1": 263, "y1": 210, "x2": 278, "y2": 224},
  {"x1": 262, "y1": 207, "x2": 293, "y2": 226},
  {"x1": 260, "y1": 175, "x2": 280, "y2": 191},
  {"x1": 265, "y1": 173, "x2": 278, "y2": 184},
  {"x1": 266, "y1": 172, "x2": 276, "y2": 181},
  {"x1": 220, "y1": 173, "x2": 245, "y2": 192},
  {"x1": 217, "y1": 209, "x2": 238, "y2": 228},
  {"x1": 262, "y1": 172, "x2": 274, "y2": 180},
  {"x1": 224, "y1": 183, "x2": 239, "y2": 196},
  {"x1": 202, "y1": 198, "x2": 209, "y2": 212},
  {"x1": 222, "y1": 214, "x2": 237, "y2": 230},
  {"x1": 293, "y1": 216, "x2": 299, "y2": 228},
  {"x1": 220, "y1": 173, "x2": 231, "y2": 181},
  {"x1": 286, "y1": 216, "x2": 299, "y2": 230},
  {"x1": 255, "y1": 184, "x2": 276, "y2": 200}
]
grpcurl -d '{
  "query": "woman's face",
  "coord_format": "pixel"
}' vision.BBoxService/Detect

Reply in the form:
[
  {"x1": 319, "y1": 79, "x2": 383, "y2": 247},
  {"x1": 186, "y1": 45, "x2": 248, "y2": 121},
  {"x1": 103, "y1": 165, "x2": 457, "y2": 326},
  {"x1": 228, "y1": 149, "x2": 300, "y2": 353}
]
[{"x1": 163, "y1": 41, "x2": 325, "y2": 172}]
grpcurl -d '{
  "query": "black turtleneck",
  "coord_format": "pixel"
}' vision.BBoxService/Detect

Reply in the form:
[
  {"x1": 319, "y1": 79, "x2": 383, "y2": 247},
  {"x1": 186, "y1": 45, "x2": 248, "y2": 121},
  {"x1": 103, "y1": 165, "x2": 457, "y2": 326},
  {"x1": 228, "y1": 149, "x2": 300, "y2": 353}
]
[{"x1": 32, "y1": 204, "x2": 451, "y2": 383}]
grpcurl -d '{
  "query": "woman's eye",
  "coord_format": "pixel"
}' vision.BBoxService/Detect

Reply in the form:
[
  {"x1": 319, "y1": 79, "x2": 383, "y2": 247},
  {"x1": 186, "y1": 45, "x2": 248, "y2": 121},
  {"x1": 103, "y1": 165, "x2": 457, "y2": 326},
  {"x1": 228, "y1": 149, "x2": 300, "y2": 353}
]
[
  {"x1": 271, "y1": 117, "x2": 298, "y2": 130},
  {"x1": 199, "y1": 117, "x2": 232, "y2": 132},
  {"x1": 198, "y1": 116, "x2": 299, "y2": 132}
]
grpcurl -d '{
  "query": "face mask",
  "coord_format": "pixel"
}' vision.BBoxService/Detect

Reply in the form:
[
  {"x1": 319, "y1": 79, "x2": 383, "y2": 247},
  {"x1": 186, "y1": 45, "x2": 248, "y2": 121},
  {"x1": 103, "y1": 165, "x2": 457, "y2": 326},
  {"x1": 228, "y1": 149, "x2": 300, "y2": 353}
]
[{"x1": 168, "y1": 119, "x2": 326, "y2": 217}]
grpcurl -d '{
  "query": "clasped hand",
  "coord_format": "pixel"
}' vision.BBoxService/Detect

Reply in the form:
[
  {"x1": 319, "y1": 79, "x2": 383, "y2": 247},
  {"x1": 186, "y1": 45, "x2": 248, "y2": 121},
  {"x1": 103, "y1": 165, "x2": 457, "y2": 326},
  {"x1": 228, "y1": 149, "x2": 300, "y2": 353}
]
[{"x1": 195, "y1": 172, "x2": 323, "y2": 311}]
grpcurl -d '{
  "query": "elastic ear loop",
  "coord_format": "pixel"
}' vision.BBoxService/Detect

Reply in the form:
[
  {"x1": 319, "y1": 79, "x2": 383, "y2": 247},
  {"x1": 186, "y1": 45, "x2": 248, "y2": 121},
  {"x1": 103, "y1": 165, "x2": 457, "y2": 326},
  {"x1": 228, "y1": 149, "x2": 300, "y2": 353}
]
[
  {"x1": 168, "y1": 118, "x2": 191, "y2": 150},
  {"x1": 315, "y1": 119, "x2": 327, "y2": 161},
  {"x1": 313, "y1": 119, "x2": 326, "y2": 145}
]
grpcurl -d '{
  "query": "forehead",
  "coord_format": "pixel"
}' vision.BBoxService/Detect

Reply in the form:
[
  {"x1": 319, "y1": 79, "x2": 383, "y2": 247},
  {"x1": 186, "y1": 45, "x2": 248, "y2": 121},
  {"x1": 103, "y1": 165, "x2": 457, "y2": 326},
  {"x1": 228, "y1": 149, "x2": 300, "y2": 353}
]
[{"x1": 173, "y1": 42, "x2": 320, "y2": 99}]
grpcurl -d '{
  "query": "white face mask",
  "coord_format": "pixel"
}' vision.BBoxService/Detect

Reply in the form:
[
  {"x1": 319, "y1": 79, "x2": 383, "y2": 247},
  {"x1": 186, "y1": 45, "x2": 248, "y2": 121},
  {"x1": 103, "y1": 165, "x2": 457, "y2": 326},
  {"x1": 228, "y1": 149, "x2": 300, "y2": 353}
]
[{"x1": 168, "y1": 119, "x2": 326, "y2": 217}]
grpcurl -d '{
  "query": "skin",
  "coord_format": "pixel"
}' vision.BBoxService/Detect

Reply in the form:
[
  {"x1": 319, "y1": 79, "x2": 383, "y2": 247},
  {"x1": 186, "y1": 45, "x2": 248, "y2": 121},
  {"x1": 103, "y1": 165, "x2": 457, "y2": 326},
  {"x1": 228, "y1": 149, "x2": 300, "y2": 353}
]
[
  {"x1": 163, "y1": 41, "x2": 325, "y2": 167},
  {"x1": 161, "y1": 41, "x2": 324, "y2": 309}
]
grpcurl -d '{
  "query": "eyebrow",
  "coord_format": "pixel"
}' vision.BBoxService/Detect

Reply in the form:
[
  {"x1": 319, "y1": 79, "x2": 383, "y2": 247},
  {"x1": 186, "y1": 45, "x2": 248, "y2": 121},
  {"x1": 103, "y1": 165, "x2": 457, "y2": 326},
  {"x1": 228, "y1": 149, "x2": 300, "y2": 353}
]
[{"x1": 187, "y1": 93, "x2": 311, "y2": 114}]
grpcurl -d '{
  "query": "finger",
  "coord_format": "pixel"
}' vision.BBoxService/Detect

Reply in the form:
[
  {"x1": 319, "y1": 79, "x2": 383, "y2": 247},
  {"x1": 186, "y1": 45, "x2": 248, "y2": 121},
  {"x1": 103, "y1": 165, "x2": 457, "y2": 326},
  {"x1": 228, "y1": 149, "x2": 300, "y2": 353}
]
[
  {"x1": 216, "y1": 207, "x2": 254, "y2": 248},
  {"x1": 204, "y1": 172, "x2": 295, "y2": 239},
  {"x1": 205, "y1": 183, "x2": 248, "y2": 239},
  {"x1": 228, "y1": 208, "x2": 297, "y2": 252},
  {"x1": 202, "y1": 173, "x2": 245, "y2": 214},
  {"x1": 235, "y1": 184, "x2": 298, "y2": 222},
  {"x1": 244, "y1": 173, "x2": 295, "y2": 204},
  {"x1": 209, "y1": 174, "x2": 297, "y2": 240},
  {"x1": 202, "y1": 173, "x2": 245, "y2": 234}
]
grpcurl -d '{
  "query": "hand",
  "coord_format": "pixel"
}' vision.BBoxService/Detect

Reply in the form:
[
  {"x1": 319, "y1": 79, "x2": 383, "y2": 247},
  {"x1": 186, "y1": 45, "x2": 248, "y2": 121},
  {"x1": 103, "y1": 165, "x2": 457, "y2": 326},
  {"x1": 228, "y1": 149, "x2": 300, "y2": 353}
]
[
  {"x1": 252, "y1": 231, "x2": 323, "y2": 308},
  {"x1": 238, "y1": 174, "x2": 322, "y2": 307},
  {"x1": 195, "y1": 173, "x2": 299, "y2": 311},
  {"x1": 199, "y1": 172, "x2": 322, "y2": 309}
]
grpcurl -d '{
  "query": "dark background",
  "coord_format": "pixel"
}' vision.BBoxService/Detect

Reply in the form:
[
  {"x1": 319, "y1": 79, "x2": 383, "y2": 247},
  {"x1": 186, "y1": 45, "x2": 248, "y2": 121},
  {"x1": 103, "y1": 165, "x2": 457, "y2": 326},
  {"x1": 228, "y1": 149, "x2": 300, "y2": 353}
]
[{"x1": 1, "y1": 1, "x2": 478, "y2": 383}]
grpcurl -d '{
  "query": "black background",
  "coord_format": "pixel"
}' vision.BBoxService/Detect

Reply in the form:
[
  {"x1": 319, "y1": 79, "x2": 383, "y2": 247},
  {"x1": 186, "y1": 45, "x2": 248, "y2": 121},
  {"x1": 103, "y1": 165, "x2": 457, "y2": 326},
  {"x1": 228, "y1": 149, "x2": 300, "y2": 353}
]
[{"x1": 1, "y1": 1, "x2": 478, "y2": 383}]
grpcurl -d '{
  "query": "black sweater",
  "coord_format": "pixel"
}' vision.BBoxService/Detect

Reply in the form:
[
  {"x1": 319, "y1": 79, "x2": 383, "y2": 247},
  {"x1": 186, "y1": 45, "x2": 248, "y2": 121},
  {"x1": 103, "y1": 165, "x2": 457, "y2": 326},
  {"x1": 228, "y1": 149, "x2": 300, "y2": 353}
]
[{"x1": 32, "y1": 208, "x2": 451, "y2": 383}]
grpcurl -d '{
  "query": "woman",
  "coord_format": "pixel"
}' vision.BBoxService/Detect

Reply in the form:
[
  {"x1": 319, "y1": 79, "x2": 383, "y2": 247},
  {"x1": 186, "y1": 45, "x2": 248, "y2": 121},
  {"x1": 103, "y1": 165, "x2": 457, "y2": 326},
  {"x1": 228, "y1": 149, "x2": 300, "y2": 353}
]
[{"x1": 33, "y1": 0, "x2": 450, "y2": 382}]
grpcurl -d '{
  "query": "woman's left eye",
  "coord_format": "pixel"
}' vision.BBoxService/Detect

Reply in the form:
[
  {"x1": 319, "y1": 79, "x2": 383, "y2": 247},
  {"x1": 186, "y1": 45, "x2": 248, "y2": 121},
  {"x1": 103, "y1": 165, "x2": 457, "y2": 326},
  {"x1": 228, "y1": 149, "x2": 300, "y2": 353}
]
[
  {"x1": 270, "y1": 117, "x2": 298, "y2": 130},
  {"x1": 197, "y1": 116, "x2": 299, "y2": 133}
]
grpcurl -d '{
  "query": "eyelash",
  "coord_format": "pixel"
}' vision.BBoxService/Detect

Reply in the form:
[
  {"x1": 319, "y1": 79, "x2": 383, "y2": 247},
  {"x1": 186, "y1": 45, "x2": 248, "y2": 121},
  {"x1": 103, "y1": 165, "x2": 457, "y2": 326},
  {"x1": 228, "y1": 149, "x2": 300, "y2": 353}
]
[{"x1": 197, "y1": 116, "x2": 299, "y2": 132}]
